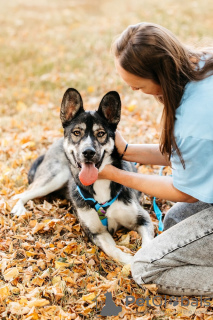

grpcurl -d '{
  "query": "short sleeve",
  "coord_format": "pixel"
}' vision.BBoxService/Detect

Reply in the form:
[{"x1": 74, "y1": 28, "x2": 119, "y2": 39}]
[{"x1": 171, "y1": 136, "x2": 213, "y2": 203}]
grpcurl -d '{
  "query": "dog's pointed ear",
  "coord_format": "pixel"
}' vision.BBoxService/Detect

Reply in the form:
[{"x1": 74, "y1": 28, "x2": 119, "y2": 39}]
[
  {"x1": 60, "y1": 88, "x2": 84, "y2": 127},
  {"x1": 97, "y1": 91, "x2": 121, "y2": 126}
]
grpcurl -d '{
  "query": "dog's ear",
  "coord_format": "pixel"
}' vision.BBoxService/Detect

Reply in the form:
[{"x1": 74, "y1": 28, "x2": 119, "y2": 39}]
[
  {"x1": 97, "y1": 91, "x2": 121, "y2": 126},
  {"x1": 60, "y1": 88, "x2": 84, "y2": 127}
]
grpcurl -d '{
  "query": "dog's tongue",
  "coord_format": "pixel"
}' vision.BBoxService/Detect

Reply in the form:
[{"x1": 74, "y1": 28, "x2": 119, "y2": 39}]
[{"x1": 79, "y1": 163, "x2": 98, "y2": 186}]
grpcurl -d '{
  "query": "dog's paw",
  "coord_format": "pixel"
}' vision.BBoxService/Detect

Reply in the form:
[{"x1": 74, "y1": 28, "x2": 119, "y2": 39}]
[{"x1": 11, "y1": 199, "x2": 27, "y2": 217}]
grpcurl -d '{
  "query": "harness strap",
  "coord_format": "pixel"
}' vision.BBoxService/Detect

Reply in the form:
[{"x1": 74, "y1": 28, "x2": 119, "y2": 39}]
[{"x1": 76, "y1": 185, "x2": 123, "y2": 227}]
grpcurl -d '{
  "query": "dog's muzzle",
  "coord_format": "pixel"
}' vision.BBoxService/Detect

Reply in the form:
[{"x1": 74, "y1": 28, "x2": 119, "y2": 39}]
[{"x1": 82, "y1": 147, "x2": 96, "y2": 161}]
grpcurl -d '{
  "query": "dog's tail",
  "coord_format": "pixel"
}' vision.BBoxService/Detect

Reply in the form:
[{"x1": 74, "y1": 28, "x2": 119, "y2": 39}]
[{"x1": 28, "y1": 155, "x2": 45, "y2": 184}]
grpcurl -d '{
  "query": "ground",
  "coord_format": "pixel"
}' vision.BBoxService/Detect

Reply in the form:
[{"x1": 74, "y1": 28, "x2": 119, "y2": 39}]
[{"x1": 0, "y1": 0, "x2": 213, "y2": 319}]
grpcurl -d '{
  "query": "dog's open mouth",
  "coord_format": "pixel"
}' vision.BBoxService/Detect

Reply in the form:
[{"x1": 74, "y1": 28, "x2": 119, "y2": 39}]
[
  {"x1": 76, "y1": 151, "x2": 105, "y2": 186},
  {"x1": 79, "y1": 162, "x2": 98, "y2": 186}
]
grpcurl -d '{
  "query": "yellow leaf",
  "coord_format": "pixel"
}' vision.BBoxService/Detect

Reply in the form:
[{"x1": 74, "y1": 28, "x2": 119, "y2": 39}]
[
  {"x1": 23, "y1": 152, "x2": 35, "y2": 161},
  {"x1": 63, "y1": 277, "x2": 75, "y2": 284},
  {"x1": 87, "y1": 86, "x2": 94, "y2": 93},
  {"x1": 82, "y1": 292, "x2": 96, "y2": 302},
  {"x1": 3, "y1": 267, "x2": 19, "y2": 281},
  {"x1": 82, "y1": 307, "x2": 92, "y2": 314},
  {"x1": 27, "y1": 299, "x2": 49, "y2": 308},
  {"x1": 7, "y1": 302, "x2": 30, "y2": 315},
  {"x1": 26, "y1": 308, "x2": 39, "y2": 320},
  {"x1": 143, "y1": 283, "x2": 158, "y2": 294},
  {"x1": 52, "y1": 276, "x2": 61, "y2": 285},
  {"x1": 87, "y1": 247, "x2": 96, "y2": 254},
  {"x1": 37, "y1": 260, "x2": 46, "y2": 270},
  {"x1": 55, "y1": 260, "x2": 71, "y2": 269},
  {"x1": 63, "y1": 242, "x2": 78, "y2": 254},
  {"x1": 0, "y1": 284, "x2": 10, "y2": 300},
  {"x1": 73, "y1": 224, "x2": 81, "y2": 232},
  {"x1": 42, "y1": 219, "x2": 51, "y2": 224},
  {"x1": 21, "y1": 141, "x2": 36, "y2": 150},
  {"x1": 43, "y1": 201, "x2": 52, "y2": 210},
  {"x1": 121, "y1": 264, "x2": 131, "y2": 277},
  {"x1": 16, "y1": 101, "x2": 27, "y2": 111},
  {"x1": 19, "y1": 297, "x2": 28, "y2": 305},
  {"x1": 117, "y1": 233, "x2": 130, "y2": 246},
  {"x1": 32, "y1": 222, "x2": 45, "y2": 234},
  {"x1": 138, "y1": 305, "x2": 146, "y2": 312},
  {"x1": 10, "y1": 286, "x2": 20, "y2": 295},
  {"x1": 26, "y1": 251, "x2": 37, "y2": 257},
  {"x1": 127, "y1": 104, "x2": 136, "y2": 112},
  {"x1": 31, "y1": 277, "x2": 44, "y2": 286},
  {"x1": 44, "y1": 249, "x2": 56, "y2": 261},
  {"x1": 29, "y1": 220, "x2": 37, "y2": 228}
]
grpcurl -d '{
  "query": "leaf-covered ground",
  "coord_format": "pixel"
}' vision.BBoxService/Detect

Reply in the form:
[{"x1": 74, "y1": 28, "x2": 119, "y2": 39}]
[{"x1": 0, "y1": 0, "x2": 213, "y2": 319}]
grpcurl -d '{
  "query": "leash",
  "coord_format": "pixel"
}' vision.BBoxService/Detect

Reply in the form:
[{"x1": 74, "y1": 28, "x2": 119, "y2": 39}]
[
  {"x1": 153, "y1": 166, "x2": 165, "y2": 232},
  {"x1": 76, "y1": 185, "x2": 123, "y2": 227}
]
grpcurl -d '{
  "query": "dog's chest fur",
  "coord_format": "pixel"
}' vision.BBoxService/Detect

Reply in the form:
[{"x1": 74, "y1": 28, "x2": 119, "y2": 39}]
[
  {"x1": 69, "y1": 169, "x2": 139, "y2": 235},
  {"x1": 93, "y1": 179, "x2": 111, "y2": 203},
  {"x1": 93, "y1": 179, "x2": 137, "y2": 228}
]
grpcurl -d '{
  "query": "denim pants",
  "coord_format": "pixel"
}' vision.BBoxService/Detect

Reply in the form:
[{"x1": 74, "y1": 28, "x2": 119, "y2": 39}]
[{"x1": 131, "y1": 201, "x2": 213, "y2": 296}]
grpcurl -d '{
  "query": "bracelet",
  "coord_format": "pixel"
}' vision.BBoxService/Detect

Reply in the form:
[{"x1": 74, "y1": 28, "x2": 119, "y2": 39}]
[{"x1": 120, "y1": 143, "x2": 128, "y2": 159}]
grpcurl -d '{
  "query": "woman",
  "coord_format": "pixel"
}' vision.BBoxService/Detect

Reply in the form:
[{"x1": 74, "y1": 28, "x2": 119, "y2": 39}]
[{"x1": 99, "y1": 22, "x2": 213, "y2": 296}]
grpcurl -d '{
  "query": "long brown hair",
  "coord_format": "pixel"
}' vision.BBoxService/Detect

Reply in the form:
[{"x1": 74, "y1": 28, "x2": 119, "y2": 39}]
[{"x1": 112, "y1": 22, "x2": 213, "y2": 167}]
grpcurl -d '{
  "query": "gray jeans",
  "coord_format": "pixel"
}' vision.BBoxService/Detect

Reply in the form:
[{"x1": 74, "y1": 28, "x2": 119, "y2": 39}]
[{"x1": 131, "y1": 201, "x2": 213, "y2": 296}]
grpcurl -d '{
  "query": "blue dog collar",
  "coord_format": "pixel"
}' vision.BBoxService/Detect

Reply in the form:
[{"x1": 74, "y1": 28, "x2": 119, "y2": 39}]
[{"x1": 76, "y1": 185, "x2": 123, "y2": 227}]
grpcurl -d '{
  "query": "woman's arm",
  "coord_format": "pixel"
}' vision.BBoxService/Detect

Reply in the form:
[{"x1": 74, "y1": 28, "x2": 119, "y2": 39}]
[
  {"x1": 123, "y1": 143, "x2": 170, "y2": 165},
  {"x1": 99, "y1": 165, "x2": 198, "y2": 203},
  {"x1": 115, "y1": 130, "x2": 170, "y2": 165}
]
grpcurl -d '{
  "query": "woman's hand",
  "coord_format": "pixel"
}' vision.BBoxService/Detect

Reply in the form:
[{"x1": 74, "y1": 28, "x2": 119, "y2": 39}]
[
  {"x1": 115, "y1": 130, "x2": 128, "y2": 156},
  {"x1": 98, "y1": 164, "x2": 112, "y2": 180}
]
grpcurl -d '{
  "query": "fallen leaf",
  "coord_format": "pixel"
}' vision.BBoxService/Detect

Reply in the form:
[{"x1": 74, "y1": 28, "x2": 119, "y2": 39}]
[
  {"x1": 3, "y1": 267, "x2": 19, "y2": 281},
  {"x1": 27, "y1": 299, "x2": 50, "y2": 308},
  {"x1": 0, "y1": 284, "x2": 10, "y2": 300},
  {"x1": 82, "y1": 292, "x2": 96, "y2": 302},
  {"x1": 121, "y1": 264, "x2": 131, "y2": 277}
]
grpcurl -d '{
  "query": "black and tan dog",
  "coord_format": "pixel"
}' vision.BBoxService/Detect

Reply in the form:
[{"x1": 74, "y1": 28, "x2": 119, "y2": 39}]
[{"x1": 11, "y1": 88, "x2": 154, "y2": 264}]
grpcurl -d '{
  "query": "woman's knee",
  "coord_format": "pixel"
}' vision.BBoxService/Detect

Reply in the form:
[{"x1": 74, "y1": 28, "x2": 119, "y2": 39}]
[
  {"x1": 163, "y1": 204, "x2": 182, "y2": 230},
  {"x1": 131, "y1": 247, "x2": 158, "y2": 286},
  {"x1": 163, "y1": 201, "x2": 211, "y2": 231},
  {"x1": 131, "y1": 258, "x2": 149, "y2": 285}
]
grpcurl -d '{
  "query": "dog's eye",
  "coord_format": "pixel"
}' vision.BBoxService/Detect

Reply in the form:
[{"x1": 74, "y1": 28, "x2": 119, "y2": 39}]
[
  {"x1": 73, "y1": 130, "x2": 81, "y2": 136},
  {"x1": 97, "y1": 131, "x2": 106, "y2": 138}
]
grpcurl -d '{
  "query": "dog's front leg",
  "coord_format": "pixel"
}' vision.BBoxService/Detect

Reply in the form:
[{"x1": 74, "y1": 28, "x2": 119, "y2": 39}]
[
  {"x1": 11, "y1": 168, "x2": 70, "y2": 217},
  {"x1": 93, "y1": 232, "x2": 133, "y2": 265},
  {"x1": 137, "y1": 224, "x2": 154, "y2": 247},
  {"x1": 77, "y1": 208, "x2": 133, "y2": 265}
]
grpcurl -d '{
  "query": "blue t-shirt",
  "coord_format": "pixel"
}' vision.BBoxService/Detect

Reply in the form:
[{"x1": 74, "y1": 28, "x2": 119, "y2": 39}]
[{"x1": 171, "y1": 63, "x2": 213, "y2": 203}]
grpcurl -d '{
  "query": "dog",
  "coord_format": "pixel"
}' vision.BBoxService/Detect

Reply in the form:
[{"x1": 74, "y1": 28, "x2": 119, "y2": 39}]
[{"x1": 11, "y1": 88, "x2": 154, "y2": 264}]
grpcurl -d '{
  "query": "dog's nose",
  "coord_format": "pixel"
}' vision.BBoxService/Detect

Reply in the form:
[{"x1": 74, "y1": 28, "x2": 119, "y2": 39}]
[{"x1": 82, "y1": 147, "x2": 96, "y2": 159}]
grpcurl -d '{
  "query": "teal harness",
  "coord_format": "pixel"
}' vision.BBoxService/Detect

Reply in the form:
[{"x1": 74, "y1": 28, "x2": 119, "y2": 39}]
[
  {"x1": 77, "y1": 166, "x2": 165, "y2": 232},
  {"x1": 76, "y1": 185, "x2": 123, "y2": 227}
]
